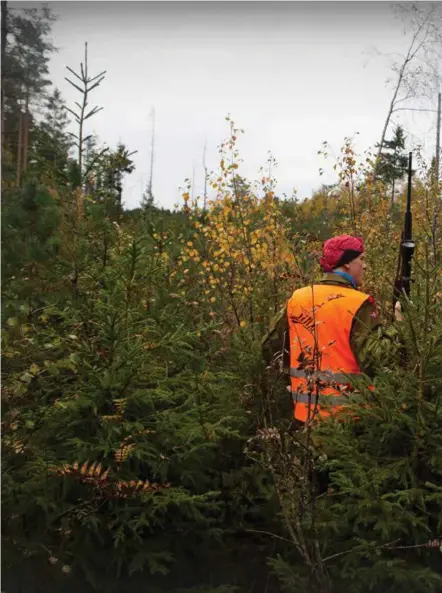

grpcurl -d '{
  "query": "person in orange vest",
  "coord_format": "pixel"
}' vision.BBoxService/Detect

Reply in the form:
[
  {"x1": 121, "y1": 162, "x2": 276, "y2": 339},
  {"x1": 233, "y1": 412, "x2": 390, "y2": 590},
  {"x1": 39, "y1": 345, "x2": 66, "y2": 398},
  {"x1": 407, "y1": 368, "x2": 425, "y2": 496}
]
[{"x1": 261, "y1": 235, "x2": 402, "y2": 425}]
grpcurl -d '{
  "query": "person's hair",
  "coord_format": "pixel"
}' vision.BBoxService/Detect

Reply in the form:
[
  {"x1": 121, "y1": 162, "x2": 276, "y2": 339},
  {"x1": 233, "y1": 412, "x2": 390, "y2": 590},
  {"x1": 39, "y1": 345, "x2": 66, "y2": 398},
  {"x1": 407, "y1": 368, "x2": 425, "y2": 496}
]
[{"x1": 335, "y1": 249, "x2": 362, "y2": 268}]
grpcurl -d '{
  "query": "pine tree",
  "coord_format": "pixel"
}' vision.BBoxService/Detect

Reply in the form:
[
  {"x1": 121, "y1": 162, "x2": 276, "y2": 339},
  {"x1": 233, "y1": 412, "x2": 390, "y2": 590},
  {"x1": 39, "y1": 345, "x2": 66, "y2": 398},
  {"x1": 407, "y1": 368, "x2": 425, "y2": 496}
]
[
  {"x1": 141, "y1": 185, "x2": 155, "y2": 210},
  {"x1": 376, "y1": 126, "x2": 408, "y2": 207},
  {"x1": 1, "y1": 182, "x2": 62, "y2": 307},
  {"x1": 30, "y1": 88, "x2": 72, "y2": 184},
  {"x1": 83, "y1": 142, "x2": 137, "y2": 219},
  {"x1": 2, "y1": 3, "x2": 56, "y2": 186}
]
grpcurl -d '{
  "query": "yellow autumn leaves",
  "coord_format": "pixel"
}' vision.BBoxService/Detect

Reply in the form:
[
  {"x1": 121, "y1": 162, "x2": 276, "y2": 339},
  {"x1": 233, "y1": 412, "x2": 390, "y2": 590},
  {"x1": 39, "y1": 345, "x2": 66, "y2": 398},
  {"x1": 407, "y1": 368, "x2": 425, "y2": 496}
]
[{"x1": 171, "y1": 125, "x2": 296, "y2": 329}]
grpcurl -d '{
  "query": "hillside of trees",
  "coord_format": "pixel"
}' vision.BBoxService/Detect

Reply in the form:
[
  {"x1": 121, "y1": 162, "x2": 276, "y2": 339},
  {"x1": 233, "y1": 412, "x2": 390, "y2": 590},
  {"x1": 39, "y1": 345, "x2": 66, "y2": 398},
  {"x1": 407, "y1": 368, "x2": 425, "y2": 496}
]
[{"x1": 2, "y1": 3, "x2": 442, "y2": 593}]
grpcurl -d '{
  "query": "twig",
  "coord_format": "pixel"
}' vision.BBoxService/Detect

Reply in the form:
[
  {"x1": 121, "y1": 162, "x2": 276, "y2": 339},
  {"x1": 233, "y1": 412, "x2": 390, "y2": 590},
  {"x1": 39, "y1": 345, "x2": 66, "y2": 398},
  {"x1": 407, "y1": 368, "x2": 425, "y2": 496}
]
[
  {"x1": 322, "y1": 539, "x2": 401, "y2": 563},
  {"x1": 244, "y1": 528, "x2": 297, "y2": 546}
]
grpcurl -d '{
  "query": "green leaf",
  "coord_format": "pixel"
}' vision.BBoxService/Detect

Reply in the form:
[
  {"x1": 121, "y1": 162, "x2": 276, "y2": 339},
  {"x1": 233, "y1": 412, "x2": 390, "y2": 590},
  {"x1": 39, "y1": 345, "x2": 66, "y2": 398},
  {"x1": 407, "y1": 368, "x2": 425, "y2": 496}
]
[
  {"x1": 46, "y1": 364, "x2": 60, "y2": 376},
  {"x1": 29, "y1": 363, "x2": 40, "y2": 375},
  {"x1": 20, "y1": 372, "x2": 33, "y2": 384},
  {"x1": 69, "y1": 353, "x2": 80, "y2": 365}
]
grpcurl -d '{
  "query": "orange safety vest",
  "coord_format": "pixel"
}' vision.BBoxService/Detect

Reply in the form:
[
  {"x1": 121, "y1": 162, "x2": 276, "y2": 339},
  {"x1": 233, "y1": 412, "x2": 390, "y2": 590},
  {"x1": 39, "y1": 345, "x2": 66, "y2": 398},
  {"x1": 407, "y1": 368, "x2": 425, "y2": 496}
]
[{"x1": 287, "y1": 283, "x2": 372, "y2": 424}]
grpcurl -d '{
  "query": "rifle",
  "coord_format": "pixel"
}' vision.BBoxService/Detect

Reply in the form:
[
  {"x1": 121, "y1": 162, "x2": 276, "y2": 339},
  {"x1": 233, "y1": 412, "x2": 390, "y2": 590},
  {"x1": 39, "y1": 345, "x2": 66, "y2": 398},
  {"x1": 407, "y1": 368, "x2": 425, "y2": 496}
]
[{"x1": 393, "y1": 151, "x2": 415, "y2": 314}]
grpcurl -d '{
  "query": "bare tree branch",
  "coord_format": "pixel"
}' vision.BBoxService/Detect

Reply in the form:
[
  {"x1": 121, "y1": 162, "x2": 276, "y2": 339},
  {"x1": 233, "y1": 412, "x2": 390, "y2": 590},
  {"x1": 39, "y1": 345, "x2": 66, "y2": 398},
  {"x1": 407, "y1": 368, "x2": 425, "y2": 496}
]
[
  {"x1": 392, "y1": 107, "x2": 438, "y2": 113},
  {"x1": 374, "y1": 4, "x2": 442, "y2": 178}
]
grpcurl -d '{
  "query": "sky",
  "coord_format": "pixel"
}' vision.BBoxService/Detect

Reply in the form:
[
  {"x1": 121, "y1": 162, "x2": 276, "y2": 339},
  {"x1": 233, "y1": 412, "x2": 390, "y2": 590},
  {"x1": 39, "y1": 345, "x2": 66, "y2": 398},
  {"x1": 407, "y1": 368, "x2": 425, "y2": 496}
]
[{"x1": 21, "y1": 1, "x2": 441, "y2": 210}]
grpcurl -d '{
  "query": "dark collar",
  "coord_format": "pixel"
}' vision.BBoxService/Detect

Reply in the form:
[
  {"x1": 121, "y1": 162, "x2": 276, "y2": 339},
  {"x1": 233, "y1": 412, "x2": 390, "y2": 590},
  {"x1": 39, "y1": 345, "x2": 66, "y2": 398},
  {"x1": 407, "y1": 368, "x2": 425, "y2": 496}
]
[{"x1": 318, "y1": 273, "x2": 358, "y2": 289}]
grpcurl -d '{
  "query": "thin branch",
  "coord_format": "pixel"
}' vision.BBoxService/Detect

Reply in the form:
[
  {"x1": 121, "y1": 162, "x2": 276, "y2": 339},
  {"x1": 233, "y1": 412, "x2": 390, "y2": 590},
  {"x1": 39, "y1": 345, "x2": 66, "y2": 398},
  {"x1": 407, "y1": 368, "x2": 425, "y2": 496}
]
[
  {"x1": 62, "y1": 105, "x2": 81, "y2": 123},
  {"x1": 87, "y1": 78, "x2": 105, "y2": 93},
  {"x1": 394, "y1": 92, "x2": 418, "y2": 105},
  {"x1": 322, "y1": 540, "x2": 401, "y2": 564},
  {"x1": 244, "y1": 528, "x2": 297, "y2": 546},
  {"x1": 392, "y1": 107, "x2": 438, "y2": 113},
  {"x1": 387, "y1": 539, "x2": 442, "y2": 551},
  {"x1": 87, "y1": 70, "x2": 107, "y2": 84},
  {"x1": 84, "y1": 106, "x2": 103, "y2": 121},
  {"x1": 64, "y1": 77, "x2": 83, "y2": 95},
  {"x1": 65, "y1": 65, "x2": 83, "y2": 82}
]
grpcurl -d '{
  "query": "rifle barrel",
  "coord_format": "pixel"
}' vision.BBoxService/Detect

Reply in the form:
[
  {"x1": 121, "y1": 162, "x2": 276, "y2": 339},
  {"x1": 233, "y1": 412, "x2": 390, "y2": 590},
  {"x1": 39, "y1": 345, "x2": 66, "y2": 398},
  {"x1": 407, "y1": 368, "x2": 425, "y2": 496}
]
[
  {"x1": 404, "y1": 152, "x2": 412, "y2": 241},
  {"x1": 400, "y1": 151, "x2": 414, "y2": 296}
]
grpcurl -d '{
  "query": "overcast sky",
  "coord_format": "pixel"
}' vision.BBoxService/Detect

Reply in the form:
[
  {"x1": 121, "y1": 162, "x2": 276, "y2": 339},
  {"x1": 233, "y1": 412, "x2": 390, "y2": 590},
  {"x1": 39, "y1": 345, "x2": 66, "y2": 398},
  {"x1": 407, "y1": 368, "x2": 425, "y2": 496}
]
[{"x1": 28, "y1": 1, "x2": 441, "y2": 209}]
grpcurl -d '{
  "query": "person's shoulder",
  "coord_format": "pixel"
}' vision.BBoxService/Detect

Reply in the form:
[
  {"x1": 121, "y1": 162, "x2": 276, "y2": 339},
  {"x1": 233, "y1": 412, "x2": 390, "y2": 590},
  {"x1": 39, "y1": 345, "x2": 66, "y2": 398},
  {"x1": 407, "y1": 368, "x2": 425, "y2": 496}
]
[
  {"x1": 288, "y1": 285, "x2": 313, "y2": 300},
  {"x1": 365, "y1": 294, "x2": 377, "y2": 314},
  {"x1": 356, "y1": 294, "x2": 379, "y2": 322}
]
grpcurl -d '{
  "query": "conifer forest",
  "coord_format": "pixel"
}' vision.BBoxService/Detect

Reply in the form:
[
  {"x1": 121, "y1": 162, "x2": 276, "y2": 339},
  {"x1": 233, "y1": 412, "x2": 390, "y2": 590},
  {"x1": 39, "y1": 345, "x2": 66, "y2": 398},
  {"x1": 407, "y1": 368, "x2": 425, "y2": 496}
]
[{"x1": 1, "y1": 3, "x2": 442, "y2": 593}]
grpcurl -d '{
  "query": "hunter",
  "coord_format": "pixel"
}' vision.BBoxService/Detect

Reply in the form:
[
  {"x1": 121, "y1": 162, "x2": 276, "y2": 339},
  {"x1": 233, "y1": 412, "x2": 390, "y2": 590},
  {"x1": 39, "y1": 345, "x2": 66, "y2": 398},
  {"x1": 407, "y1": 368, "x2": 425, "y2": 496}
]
[{"x1": 261, "y1": 234, "x2": 401, "y2": 425}]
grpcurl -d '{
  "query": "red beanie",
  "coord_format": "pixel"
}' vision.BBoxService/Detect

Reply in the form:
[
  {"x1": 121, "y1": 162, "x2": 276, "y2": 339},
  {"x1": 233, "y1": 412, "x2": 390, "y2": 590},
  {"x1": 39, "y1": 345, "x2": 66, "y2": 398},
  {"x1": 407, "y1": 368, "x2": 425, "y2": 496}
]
[{"x1": 320, "y1": 235, "x2": 364, "y2": 273}]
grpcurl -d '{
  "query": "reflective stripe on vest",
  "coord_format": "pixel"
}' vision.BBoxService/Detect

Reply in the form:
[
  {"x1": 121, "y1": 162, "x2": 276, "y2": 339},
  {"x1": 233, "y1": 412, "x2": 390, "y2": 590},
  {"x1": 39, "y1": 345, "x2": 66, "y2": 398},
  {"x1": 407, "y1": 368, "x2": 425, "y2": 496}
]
[
  {"x1": 289, "y1": 367, "x2": 362, "y2": 384},
  {"x1": 291, "y1": 391, "x2": 353, "y2": 406}
]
